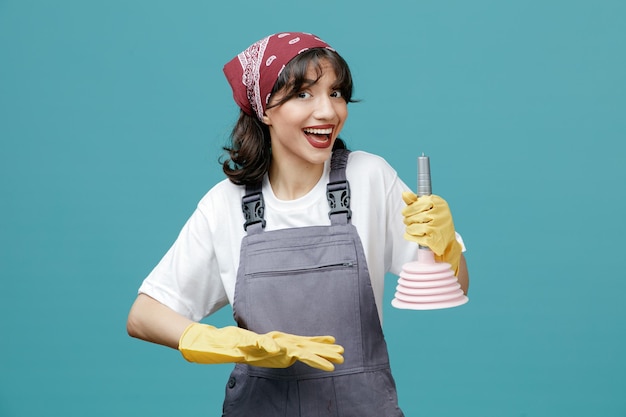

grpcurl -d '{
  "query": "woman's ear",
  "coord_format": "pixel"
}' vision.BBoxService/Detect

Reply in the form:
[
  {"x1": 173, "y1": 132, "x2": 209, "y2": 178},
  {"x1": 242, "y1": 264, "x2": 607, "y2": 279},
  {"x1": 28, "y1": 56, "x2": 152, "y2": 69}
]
[{"x1": 262, "y1": 113, "x2": 272, "y2": 126}]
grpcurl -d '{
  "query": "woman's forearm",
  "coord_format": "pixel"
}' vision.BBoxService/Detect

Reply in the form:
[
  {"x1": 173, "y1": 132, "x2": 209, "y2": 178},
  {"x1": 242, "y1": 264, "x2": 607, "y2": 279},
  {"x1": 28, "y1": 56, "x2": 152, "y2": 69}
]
[{"x1": 127, "y1": 293, "x2": 193, "y2": 349}]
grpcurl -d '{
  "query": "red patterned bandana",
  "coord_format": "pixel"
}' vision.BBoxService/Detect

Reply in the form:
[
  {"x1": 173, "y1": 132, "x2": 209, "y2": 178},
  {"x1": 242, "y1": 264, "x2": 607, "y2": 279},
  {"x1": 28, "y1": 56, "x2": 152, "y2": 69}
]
[{"x1": 223, "y1": 32, "x2": 334, "y2": 120}]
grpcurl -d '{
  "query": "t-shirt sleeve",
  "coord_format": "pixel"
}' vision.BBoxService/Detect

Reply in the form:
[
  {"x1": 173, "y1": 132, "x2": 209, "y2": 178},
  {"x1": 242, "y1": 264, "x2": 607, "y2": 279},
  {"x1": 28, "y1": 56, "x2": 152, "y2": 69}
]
[
  {"x1": 138, "y1": 206, "x2": 229, "y2": 321},
  {"x1": 384, "y1": 174, "x2": 418, "y2": 275}
]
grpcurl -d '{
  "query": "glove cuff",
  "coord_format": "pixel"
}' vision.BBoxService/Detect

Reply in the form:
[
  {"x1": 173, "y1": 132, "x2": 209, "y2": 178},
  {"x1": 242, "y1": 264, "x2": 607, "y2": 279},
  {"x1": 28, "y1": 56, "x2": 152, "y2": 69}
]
[{"x1": 435, "y1": 240, "x2": 462, "y2": 276}]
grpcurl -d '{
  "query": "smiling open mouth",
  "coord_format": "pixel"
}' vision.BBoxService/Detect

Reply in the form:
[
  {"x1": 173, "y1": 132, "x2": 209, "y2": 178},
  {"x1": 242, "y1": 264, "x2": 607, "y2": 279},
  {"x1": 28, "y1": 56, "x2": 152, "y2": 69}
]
[{"x1": 303, "y1": 127, "x2": 332, "y2": 148}]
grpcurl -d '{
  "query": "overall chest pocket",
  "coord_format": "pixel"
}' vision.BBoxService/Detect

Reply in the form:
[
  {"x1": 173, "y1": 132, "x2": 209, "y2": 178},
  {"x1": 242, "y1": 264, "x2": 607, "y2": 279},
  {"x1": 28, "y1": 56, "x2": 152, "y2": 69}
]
[{"x1": 244, "y1": 235, "x2": 357, "y2": 277}]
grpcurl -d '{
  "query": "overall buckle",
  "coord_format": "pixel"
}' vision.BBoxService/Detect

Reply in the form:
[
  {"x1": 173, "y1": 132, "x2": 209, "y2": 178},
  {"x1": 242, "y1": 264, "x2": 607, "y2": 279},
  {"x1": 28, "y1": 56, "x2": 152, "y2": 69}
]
[
  {"x1": 242, "y1": 192, "x2": 266, "y2": 231},
  {"x1": 326, "y1": 180, "x2": 352, "y2": 220}
]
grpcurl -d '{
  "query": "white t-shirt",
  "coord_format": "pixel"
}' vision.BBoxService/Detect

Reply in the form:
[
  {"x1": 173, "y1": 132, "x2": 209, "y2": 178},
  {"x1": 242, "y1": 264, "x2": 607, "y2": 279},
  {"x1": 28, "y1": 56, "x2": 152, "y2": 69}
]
[{"x1": 139, "y1": 151, "x2": 463, "y2": 322}]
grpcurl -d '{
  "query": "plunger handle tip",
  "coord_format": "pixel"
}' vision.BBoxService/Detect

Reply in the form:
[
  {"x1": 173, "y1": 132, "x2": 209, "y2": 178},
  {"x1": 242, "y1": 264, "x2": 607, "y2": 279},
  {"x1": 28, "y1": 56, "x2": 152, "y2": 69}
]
[{"x1": 417, "y1": 154, "x2": 431, "y2": 197}]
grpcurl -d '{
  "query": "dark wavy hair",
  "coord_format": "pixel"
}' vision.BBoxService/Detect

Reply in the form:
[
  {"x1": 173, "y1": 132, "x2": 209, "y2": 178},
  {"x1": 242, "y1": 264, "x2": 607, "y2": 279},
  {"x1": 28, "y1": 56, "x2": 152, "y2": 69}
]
[{"x1": 221, "y1": 47, "x2": 356, "y2": 186}]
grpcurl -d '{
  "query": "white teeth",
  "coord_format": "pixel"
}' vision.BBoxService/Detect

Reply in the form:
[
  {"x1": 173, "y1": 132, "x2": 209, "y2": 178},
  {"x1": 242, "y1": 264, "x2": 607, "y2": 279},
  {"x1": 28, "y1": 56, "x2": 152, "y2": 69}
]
[{"x1": 304, "y1": 128, "x2": 332, "y2": 135}]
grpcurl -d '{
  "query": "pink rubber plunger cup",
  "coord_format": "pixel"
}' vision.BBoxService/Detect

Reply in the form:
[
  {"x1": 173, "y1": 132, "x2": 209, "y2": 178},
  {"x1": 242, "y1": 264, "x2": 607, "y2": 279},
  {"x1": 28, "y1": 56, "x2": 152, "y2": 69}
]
[{"x1": 391, "y1": 154, "x2": 469, "y2": 310}]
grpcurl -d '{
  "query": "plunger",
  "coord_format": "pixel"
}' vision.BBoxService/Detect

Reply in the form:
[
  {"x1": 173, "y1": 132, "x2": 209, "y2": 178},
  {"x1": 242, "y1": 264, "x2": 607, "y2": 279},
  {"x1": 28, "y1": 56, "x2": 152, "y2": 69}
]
[{"x1": 391, "y1": 154, "x2": 468, "y2": 310}]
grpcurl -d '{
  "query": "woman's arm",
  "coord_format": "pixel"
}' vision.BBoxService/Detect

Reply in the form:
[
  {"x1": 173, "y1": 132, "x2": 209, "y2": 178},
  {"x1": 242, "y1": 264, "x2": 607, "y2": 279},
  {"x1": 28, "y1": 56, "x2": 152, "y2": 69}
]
[
  {"x1": 127, "y1": 293, "x2": 345, "y2": 370},
  {"x1": 127, "y1": 294, "x2": 193, "y2": 349}
]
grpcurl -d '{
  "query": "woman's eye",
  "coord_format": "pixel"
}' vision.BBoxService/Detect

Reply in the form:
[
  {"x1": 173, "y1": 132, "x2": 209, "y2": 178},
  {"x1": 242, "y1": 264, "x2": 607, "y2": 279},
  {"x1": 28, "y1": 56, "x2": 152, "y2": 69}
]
[
  {"x1": 331, "y1": 90, "x2": 343, "y2": 98},
  {"x1": 297, "y1": 91, "x2": 311, "y2": 99}
]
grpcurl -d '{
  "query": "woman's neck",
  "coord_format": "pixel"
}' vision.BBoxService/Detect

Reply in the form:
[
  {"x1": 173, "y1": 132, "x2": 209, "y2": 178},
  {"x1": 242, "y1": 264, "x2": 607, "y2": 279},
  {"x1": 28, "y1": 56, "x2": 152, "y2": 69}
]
[{"x1": 268, "y1": 158, "x2": 325, "y2": 201}]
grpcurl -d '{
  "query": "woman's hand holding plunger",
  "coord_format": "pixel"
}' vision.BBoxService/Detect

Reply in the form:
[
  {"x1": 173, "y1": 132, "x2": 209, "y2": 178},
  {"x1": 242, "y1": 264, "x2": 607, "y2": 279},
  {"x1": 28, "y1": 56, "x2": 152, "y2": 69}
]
[{"x1": 401, "y1": 192, "x2": 463, "y2": 276}]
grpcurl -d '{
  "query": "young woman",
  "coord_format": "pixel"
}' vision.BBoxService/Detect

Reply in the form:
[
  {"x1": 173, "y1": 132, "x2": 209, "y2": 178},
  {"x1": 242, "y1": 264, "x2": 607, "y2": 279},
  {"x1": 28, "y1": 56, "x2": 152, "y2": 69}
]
[{"x1": 127, "y1": 32, "x2": 469, "y2": 416}]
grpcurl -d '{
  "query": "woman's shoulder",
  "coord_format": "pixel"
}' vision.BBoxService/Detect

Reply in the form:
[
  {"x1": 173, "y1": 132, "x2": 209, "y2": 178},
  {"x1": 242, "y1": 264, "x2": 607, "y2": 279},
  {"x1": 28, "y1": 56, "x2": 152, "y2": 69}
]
[
  {"x1": 348, "y1": 150, "x2": 395, "y2": 168},
  {"x1": 346, "y1": 150, "x2": 399, "y2": 181},
  {"x1": 197, "y1": 178, "x2": 246, "y2": 212}
]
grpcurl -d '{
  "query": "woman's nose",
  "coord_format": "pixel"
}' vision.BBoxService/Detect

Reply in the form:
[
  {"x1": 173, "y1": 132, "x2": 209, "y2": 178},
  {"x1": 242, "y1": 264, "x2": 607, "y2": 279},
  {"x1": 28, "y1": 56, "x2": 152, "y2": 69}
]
[{"x1": 313, "y1": 96, "x2": 336, "y2": 120}]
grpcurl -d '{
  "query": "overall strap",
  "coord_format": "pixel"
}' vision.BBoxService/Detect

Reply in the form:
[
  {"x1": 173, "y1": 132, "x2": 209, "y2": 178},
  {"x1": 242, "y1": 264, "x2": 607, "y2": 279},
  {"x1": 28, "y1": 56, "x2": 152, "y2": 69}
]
[
  {"x1": 327, "y1": 148, "x2": 352, "y2": 225},
  {"x1": 242, "y1": 182, "x2": 265, "y2": 234}
]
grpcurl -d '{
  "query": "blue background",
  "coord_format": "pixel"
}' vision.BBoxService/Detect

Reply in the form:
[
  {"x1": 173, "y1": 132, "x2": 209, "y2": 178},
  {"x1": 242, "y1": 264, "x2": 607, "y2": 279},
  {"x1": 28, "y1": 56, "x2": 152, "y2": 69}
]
[{"x1": 1, "y1": 1, "x2": 625, "y2": 416}]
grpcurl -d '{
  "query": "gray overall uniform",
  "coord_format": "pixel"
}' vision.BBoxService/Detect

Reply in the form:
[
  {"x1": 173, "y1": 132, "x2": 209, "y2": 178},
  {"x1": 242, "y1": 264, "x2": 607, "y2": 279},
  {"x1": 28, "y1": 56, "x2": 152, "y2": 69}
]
[{"x1": 222, "y1": 149, "x2": 404, "y2": 416}]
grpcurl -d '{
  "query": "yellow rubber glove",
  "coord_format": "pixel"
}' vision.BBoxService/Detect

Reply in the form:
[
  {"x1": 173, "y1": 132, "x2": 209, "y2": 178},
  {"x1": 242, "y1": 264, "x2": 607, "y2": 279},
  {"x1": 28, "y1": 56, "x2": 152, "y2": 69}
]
[
  {"x1": 247, "y1": 332, "x2": 344, "y2": 371},
  {"x1": 178, "y1": 323, "x2": 344, "y2": 371},
  {"x1": 179, "y1": 323, "x2": 281, "y2": 364},
  {"x1": 402, "y1": 192, "x2": 462, "y2": 275}
]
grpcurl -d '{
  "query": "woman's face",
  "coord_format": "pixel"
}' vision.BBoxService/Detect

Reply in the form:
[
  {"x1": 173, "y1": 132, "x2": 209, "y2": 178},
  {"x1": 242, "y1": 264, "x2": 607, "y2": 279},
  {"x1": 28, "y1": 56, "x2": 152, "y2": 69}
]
[{"x1": 262, "y1": 59, "x2": 348, "y2": 169}]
